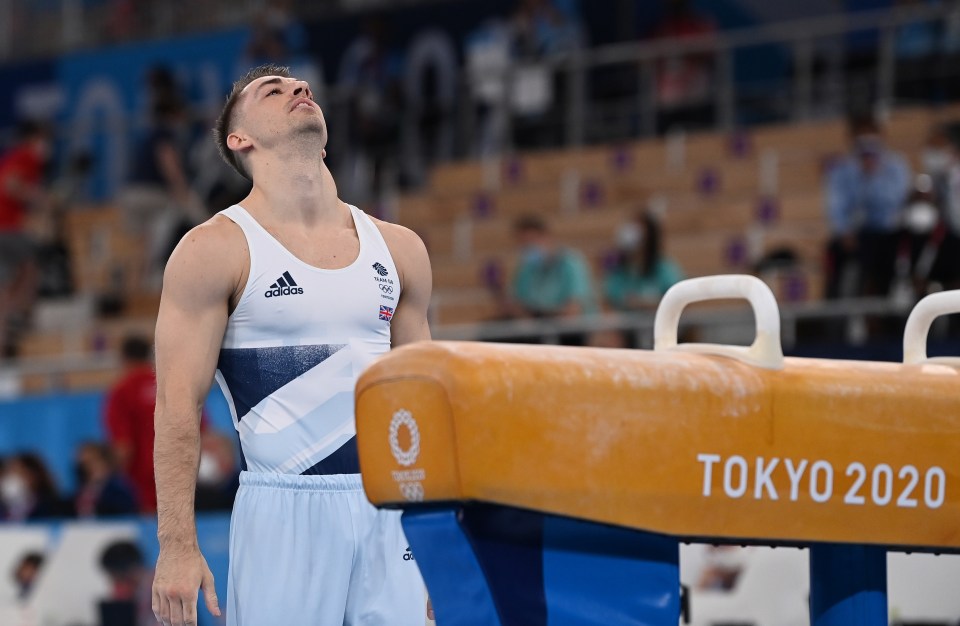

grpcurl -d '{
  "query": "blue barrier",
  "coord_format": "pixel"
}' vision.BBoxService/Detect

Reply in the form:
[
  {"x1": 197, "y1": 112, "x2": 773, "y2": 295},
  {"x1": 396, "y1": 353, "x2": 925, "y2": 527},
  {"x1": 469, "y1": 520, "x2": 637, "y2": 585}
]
[{"x1": 0, "y1": 388, "x2": 235, "y2": 493}]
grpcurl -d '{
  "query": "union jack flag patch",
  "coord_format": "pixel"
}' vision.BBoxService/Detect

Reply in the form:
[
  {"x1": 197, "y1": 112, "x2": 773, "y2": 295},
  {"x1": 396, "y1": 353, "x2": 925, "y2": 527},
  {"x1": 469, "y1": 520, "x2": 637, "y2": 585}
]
[{"x1": 379, "y1": 305, "x2": 395, "y2": 321}]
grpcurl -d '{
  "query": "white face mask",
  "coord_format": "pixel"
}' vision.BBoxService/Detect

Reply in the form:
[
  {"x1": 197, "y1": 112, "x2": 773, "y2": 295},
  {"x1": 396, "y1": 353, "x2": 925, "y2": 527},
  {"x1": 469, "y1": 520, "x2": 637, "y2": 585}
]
[
  {"x1": 197, "y1": 453, "x2": 224, "y2": 486},
  {"x1": 923, "y1": 148, "x2": 953, "y2": 176},
  {"x1": 616, "y1": 223, "x2": 643, "y2": 250},
  {"x1": 905, "y1": 201, "x2": 939, "y2": 234},
  {"x1": 1, "y1": 474, "x2": 29, "y2": 508}
]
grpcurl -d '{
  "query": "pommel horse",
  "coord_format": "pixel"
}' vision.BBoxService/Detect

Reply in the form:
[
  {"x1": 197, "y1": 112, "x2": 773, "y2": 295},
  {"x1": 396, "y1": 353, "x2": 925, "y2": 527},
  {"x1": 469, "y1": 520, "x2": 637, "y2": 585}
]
[{"x1": 355, "y1": 275, "x2": 960, "y2": 626}]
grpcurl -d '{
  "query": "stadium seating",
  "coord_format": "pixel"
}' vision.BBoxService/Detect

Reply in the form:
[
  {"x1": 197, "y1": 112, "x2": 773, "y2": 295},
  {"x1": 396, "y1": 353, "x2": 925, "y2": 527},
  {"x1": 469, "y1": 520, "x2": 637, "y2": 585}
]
[{"x1": 17, "y1": 104, "x2": 959, "y2": 389}]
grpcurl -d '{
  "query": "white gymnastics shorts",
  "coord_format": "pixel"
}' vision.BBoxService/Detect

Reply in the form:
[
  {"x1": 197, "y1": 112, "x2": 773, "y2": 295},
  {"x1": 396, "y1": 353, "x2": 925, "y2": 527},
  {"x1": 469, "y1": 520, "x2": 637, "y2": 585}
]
[{"x1": 226, "y1": 472, "x2": 427, "y2": 626}]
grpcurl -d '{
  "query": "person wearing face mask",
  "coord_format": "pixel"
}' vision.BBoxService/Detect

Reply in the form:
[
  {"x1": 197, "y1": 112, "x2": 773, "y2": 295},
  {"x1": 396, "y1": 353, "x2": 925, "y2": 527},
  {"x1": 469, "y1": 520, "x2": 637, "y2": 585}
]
[
  {"x1": 72, "y1": 442, "x2": 138, "y2": 519},
  {"x1": 897, "y1": 172, "x2": 960, "y2": 297},
  {"x1": 603, "y1": 211, "x2": 684, "y2": 312},
  {"x1": 500, "y1": 214, "x2": 598, "y2": 326},
  {"x1": 825, "y1": 113, "x2": 912, "y2": 299},
  {"x1": 0, "y1": 453, "x2": 62, "y2": 522}
]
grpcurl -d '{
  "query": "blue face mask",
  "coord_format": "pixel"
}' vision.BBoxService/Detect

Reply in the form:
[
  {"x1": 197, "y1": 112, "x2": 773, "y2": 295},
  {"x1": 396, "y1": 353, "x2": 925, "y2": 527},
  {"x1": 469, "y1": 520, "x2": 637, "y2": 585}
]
[{"x1": 522, "y1": 246, "x2": 545, "y2": 264}]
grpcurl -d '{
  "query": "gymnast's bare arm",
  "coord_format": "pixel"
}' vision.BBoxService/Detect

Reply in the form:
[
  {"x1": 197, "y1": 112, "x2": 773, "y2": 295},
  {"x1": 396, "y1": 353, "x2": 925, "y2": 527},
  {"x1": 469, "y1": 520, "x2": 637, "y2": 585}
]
[
  {"x1": 152, "y1": 216, "x2": 246, "y2": 626},
  {"x1": 376, "y1": 220, "x2": 433, "y2": 347}
]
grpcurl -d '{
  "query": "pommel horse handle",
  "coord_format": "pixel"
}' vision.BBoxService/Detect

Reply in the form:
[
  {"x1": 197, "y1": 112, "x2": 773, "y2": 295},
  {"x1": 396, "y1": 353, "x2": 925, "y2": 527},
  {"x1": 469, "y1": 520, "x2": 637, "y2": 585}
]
[
  {"x1": 654, "y1": 274, "x2": 784, "y2": 370},
  {"x1": 903, "y1": 290, "x2": 960, "y2": 366}
]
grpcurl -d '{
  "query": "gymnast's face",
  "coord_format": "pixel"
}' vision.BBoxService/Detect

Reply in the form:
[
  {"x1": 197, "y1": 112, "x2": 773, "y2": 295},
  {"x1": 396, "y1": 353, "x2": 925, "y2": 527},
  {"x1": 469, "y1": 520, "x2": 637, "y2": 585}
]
[{"x1": 232, "y1": 75, "x2": 328, "y2": 155}]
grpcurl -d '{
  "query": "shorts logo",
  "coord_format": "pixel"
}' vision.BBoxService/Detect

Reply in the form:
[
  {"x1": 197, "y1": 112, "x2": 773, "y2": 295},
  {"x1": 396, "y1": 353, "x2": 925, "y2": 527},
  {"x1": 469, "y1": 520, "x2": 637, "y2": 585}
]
[
  {"x1": 379, "y1": 305, "x2": 395, "y2": 322},
  {"x1": 389, "y1": 409, "x2": 420, "y2": 467},
  {"x1": 372, "y1": 262, "x2": 389, "y2": 276},
  {"x1": 403, "y1": 546, "x2": 416, "y2": 561},
  {"x1": 379, "y1": 284, "x2": 394, "y2": 294}
]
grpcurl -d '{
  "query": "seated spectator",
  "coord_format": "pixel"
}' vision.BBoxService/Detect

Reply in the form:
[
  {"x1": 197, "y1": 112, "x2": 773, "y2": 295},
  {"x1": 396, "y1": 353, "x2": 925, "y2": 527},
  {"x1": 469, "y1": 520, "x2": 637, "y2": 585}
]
[
  {"x1": 73, "y1": 442, "x2": 138, "y2": 519},
  {"x1": 11, "y1": 551, "x2": 44, "y2": 601},
  {"x1": 604, "y1": 211, "x2": 683, "y2": 311},
  {"x1": 895, "y1": 173, "x2": 960, "y2": 297},
  {"x1": 825, "y1": 113, "x2": 912, "y2": 299},
  {"x1": 0, "y1": 452, "x2": 63, "y2": 521},
  {"x1": 98, "y1": 540, "x2": 156, "y2": 626},
  {"x1": 498, "y1": 214, "x2": 597, "y2": 320},
  {"x1": 921, "y1": 123, "x2": 955, "y2": 201},
  {"x1": 0, "y1": 120, "x2": 51, "y2": 357},
  {"x1": 195, "y1": 430, "x2": 240, "y2": 512}
]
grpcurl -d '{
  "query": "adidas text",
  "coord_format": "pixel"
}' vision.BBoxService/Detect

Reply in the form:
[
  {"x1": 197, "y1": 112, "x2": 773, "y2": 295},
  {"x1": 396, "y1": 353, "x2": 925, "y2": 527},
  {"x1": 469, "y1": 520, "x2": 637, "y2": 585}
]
[{"x1": 265, "y1": 286, "x2": 304, "y2": 298}]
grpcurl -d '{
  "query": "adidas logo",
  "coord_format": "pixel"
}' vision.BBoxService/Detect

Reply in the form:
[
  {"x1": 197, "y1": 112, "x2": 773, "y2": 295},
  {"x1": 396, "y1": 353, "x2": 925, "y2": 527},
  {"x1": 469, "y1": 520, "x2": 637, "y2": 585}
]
[
  {"x1": 372, "y1": 262, "x2": 389, "y2": 277},
  {"x1": 264, "y1": 271, "x2": 304, "y2": 298}
]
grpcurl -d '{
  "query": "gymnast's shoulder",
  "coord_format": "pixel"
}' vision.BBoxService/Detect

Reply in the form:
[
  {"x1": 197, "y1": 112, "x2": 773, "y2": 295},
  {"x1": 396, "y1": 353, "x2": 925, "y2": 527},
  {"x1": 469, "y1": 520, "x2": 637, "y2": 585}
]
[{"x1": 162, "y1": 214, "x2": 247, "y2": 291}]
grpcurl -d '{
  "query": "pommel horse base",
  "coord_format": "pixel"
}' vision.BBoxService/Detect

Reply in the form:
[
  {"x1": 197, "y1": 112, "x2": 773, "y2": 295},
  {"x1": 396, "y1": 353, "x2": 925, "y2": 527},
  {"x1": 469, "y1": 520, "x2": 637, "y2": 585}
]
[{"x1": 355, "y1": 276, "x2": 960, "y2": 626}]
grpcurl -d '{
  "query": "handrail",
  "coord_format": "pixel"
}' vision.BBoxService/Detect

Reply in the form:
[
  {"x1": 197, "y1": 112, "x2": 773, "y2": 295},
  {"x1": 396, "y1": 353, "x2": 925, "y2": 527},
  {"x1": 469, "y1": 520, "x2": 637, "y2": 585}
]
[
  {"x1": 0, "y1": 296, "x2": 921, "y2": 396},
  {"x1": 432, "y1": 296, "x2": 906, "y2": 343}
]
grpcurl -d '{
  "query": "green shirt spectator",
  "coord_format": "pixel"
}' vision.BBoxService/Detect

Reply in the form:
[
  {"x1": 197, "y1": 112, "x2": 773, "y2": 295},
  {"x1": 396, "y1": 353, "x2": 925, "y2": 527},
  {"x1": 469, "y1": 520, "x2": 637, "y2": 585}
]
[
  {"x1": 513, "y1": 246, "x2": 597, "y2": 315},
  {"x1": 500, "y1": 214, "x2": 598, "y2": 319},
  {"x1": 604, "y1": 211, "x2": 684, "y2": 310},
  {"x1": 604, "y1": 257, "x2": 684, "y2": 309}
]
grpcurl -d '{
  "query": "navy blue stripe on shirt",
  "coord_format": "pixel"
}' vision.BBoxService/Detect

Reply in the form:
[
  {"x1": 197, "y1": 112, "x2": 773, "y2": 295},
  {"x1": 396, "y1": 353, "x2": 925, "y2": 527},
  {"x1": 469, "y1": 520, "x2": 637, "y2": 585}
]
[
  {"x1": 300, "y1": 436, "x2": 361, "y2": 475},
  {"x1": 217, "y1": 344, "x2": 345, "y2": 422}
]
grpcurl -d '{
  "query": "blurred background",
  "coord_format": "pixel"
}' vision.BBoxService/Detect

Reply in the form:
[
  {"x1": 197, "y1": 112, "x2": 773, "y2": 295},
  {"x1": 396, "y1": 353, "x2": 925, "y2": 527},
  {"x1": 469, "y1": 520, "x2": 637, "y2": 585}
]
[{"x1": 1, "y1": 0, "x2": 960, "y2": 624}]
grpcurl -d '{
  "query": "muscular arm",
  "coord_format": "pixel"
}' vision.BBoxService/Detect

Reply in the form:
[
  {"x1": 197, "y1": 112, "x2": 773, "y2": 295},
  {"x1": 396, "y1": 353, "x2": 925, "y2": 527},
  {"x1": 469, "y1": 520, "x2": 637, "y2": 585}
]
[
  {"x1": 153, "y1": 218, "x2": 242, "y2": 622},
  {"x1": 378, "y1": 223, "x2": 432, "y2": 346}
]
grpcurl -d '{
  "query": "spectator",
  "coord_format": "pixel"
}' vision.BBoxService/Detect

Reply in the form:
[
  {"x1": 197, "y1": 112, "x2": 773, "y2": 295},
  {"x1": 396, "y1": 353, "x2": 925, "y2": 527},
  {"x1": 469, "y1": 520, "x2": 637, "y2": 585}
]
[
  {"x1": 825, "y1": 113, "x2": 912, "y2": 299},
  {"x1": 508, "y1": 0, "x2": 583, "y2": 149},
  {"x1": 896, "y1": 170, "x2": 960, "y2": 296},
  {"x1": 603, "y1": 211, "x2": 683, "y2": 311},
  {"x1": 73, "y1": 442, "x2": 138, "y2": 519},
  {"x1": 117, "y1": 66, "x2": 203, "y2": 289},
  {"x1": 647, "y1": 0, "x2": 718, "y2": 134},
  {"x1": 499, "y1": 214, "x2": 597, "y2": 320},
  {"x1": 0, "y1": 120, "x2": 52, "y2": 357},
  {"x1": 195, "y1": 431, "x2": 240, "y2": 512},
  {"x1": 103, "y1": 335, "x2": 158, "y2": 514},
  {"x1": 0, "y1": 452, "x2": 62, "y2": 521},
  {"x1": 921, "y1": 123, "x2": 955, "y2": 201},
  {"x1": 98, "y1": 540, "x2": 157, "y2": 626},
  {"x1": 11, "y1": 551, "x2": 44, "y2": 601}
]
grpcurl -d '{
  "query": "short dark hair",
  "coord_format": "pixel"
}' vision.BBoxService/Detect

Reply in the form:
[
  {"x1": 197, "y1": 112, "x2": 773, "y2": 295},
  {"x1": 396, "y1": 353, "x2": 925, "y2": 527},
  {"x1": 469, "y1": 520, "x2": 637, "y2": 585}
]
[
  {"x1": 16, "y1": 120, "x2": 47, "y2": 142},
  {"x1": 17, "y1": 552, "x2": 44, "y2": 570},
  {"x1": 80, "y1": 441, "x2": 116, "y2": 468},
  {"x1": 121, "y1": 335, "x2": 151, "y2": 362},
  {"x1": 100, "y1": 541, "x2": 144, "y2": 576},
  {"x1": 213, "y1": 64, "x2": 291, "y2": 181},
  {"x1": 848, "y1": 111, "x2": 879, "y2": 137},
  {"x1": 513, "y1": 214, "x2": 548, "y2": 235}
]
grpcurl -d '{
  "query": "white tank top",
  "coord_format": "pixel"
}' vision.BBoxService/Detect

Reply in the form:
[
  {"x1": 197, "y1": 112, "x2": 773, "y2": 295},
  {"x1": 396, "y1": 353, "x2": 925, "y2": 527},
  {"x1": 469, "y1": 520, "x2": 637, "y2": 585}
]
[{"x1": 214, "y1": 204, "x2": 400, "y2": 475}]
